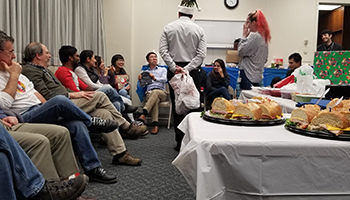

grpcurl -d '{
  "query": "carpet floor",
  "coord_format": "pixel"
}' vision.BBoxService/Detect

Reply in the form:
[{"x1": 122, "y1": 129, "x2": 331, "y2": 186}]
[{"x1": 81, "y1": 125, "x2": 196, "y2": 200}]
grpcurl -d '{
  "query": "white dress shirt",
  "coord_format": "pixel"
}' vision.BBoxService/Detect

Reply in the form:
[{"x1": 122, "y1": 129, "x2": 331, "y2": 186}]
[{"x1": 159, "y1": 16, "x2": 207, "y2": 73}]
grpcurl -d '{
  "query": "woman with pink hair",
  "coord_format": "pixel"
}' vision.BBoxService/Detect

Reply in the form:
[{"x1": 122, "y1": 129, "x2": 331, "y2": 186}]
[{"x1": 238, "y1": 9, "x2": 271, "y2": 90}]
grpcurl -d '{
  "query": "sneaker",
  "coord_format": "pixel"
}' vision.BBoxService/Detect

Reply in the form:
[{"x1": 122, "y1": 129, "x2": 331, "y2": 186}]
[
  {"x1": 33, "y1": 174, "x2": 88, "y2": 200},
  {"x1": 112, "y1": 152, "x2": 142, "y2": 166},
  {"x1": 121, "y1": 121, "x2": 149, "y2": 138},
  {"x1": 85, "y1": 167, "x2": 117, "y2": 184},
  {"x1": 89, "y1": 117, "x2": 118, "y2": 133}
]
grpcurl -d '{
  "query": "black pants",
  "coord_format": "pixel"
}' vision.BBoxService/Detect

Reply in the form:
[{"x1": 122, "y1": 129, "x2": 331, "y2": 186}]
[{"x1": 167, "y1": 62, "x2": 201, "y2": 148}]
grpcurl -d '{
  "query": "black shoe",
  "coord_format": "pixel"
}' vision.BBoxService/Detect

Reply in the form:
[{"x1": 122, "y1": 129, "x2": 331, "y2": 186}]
[
  {"x1": 123, "y1": 104, "x2": 138, "y2": 113},
  {"x1": 33, "y1": 174, "x2": 88, "y2": 200},
  {"x1": 89, "y1": 117, "x2": 118, "y2": 133},
  {"x1": 85, "y1": 167, "x2": 117, "y2": 184}
]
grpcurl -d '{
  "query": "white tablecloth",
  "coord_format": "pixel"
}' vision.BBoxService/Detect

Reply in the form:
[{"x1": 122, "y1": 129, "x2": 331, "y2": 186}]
[
  {"x1": 173, "y1": 113, "x2": 350, "y2": 200},
  {"x1": 239, "y1": 90, "x2": 297, "y2": 113}
]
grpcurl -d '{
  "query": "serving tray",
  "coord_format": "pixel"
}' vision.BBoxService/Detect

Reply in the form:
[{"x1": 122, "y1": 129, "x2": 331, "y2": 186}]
[
  {"x1": 202, "y1": 111, "x2": 285, "y2": 126},
  {"x1": 285, "y1": 125, "x2": 350, "y2": 141}
]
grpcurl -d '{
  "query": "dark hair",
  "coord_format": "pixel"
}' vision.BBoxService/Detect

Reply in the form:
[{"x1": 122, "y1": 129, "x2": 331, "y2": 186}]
[
  {"x1": 179, "y1": 12, "x2": 193, "y2": 18},
  {"x1": 0, "y1": 30, "x2": 14, "y2": 51},
  {"x1": 95, "y1": 55, "x2": 102, "y2": 67},
  {"x1": 321, "y1": 29, "x2": 332, "y2": 36},
  {"x1": 270, "y1": 77, "x2": 282, "y2": 87},
  {"x1": 80, "y1": 50, "x2": 94, "y2": 63},
  {"x1": 23, "y1": 42, "x2": 43, "y2": 63},
  {"x1": 111, "y1": 54, "x2": 124, "y2": 66},
  {"x1": 59, "y1": 45, "x2": 78, "y2": 64},
  {"x1": 146, "y1": 52, "x2": 157, "y2": 60},
  {"x1": 288, "y1": 53, "x2": 302, "y2": 64},
  {"x1": 213, "y1": 59, "x2": 228, "y2": 77}
]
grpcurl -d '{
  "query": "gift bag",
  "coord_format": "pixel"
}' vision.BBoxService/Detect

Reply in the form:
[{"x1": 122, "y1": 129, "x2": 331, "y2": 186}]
[
  {"x1": 169, "y1": 70, "x2": 200, "y2": 115},
  {"x1": 115, "y1": 74, "x2": 129, "y2": 90}
]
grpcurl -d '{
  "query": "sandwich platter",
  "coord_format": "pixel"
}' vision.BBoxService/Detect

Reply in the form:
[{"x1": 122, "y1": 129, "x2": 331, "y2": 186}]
[
  {"x1": 285, "y1": 124, "x2": 350, "y2": 141},
  {"x1": 202, "y1": 111, "x2": 285, "y2": 126}
]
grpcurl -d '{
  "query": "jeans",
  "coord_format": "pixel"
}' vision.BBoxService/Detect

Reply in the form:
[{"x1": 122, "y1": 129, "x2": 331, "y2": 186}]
[
  {"x1": 118, "y1": 88, "x2": 131, "y2": 99},
  {"x1": 0, "y1": 125, "x2": 44, "y2": 199},
  {"x1": 97, "y1": 85, "x2": 125, "y2": 112},
  {"x1": 239, "y1": 70, "x2": 261, "y2": 90},
  {"x1": 207, "y1": 86, "x2": 232, "y2": 104},
  {"x1": 21, "y1": 95, "x2": 101, "y2": 171}
]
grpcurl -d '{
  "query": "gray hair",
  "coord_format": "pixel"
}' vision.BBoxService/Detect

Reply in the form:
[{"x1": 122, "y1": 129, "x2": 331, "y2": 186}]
[
  {"x1": 23, "y1": 42, "x2": 43, "y2": 63},
  {"x1": 0, "y1": 30, "x2": 14, "y2": 51}
]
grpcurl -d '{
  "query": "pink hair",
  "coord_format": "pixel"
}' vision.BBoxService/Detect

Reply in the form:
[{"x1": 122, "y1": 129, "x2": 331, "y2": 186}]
[{"x1": 249, "y1": 9, "x2": 271, "y2": 44}]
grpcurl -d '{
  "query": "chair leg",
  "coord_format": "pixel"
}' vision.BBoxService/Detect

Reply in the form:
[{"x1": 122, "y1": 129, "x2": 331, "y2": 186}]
[{"x1": 167, "y1": 103, "x2": 172, "y2": 129}]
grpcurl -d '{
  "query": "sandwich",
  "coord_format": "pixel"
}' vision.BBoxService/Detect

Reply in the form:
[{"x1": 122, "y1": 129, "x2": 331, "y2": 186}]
[
  {"x1": 252, "y1": 96, "x2": 269, "y2": 103},
  {"x1": 326, "y1": 98, "x2": 343, "y2": 110},
  {"x1": 259, "y1": 101, "x2": 282, "y2": 120},
  {"x1": 341, "y1": 99, "x2": 350, "y2": 109},
  {"x1": 232, "y1": 102, "x2": 262, "y2": 120},
  {"x1": 309, "y1": 110, "x2": 350, "y2": 135},
  {"x1": 210, "y1": 97, "x2": 235, "y2": 118},
  {"x1": 288, "y1": 104, "x2": 320, "y2": 129}
]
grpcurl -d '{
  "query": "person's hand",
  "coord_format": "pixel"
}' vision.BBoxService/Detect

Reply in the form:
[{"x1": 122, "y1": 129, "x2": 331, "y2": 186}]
[
  {"x1": 2, "y1": 116, "x2": 19, "y2": 127},
  {"x1": 110, "y1": 66, "x2": 115, "y2": 73},
  {"x1": 149, "y1": 73, "x2": 156, "y2": 80},
  {"x1": 2, "y1": 61, "x2": 22, "y2": 75},
  {"x1": 69, "y1": 91, "x2": 95, "y2": 100},
  {"x1": 243, "y1": 23, "x2": 250, "y2": 37},
  {"x1": 138, "y1": 74, "x2": 142, "y2": 80},
  {"x1": 125, "y1": 84, "x2": 130, "y2": 90},
  {"x1": 174, "y1": 66, "x2": 184, "y2": 74},
  {"x1": 218, "y1": 68, "x2": 224, "y2": 78}
]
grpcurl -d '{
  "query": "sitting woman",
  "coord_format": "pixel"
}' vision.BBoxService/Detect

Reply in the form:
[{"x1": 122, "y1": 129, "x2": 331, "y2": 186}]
[
  {"x1": 110, "y1": 54, "x2": 131, "y2": 99},
  {"x1": 206, "y1": 59, "x2": 231, "y2": 104},
  {"x1": 95, "y1": 55, "x2": 116, "y2": 88}
]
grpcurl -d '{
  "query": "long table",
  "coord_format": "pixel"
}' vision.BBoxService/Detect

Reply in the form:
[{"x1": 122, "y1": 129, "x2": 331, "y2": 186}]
[
  {"x1": 173, "y1": 113, "x2": 350, "y2": 200},
  {"x1": 239, "y1": 89, "x2": 297, "y2": 113}
]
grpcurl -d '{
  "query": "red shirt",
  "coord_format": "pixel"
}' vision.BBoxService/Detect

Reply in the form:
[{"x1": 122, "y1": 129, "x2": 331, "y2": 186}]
[{"x1": 55, "y1": 66, "x2": 88, "y2": 92}]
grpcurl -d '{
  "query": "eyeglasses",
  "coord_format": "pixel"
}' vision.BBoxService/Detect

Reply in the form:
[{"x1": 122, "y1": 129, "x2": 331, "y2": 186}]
[{"x1": 0, "y1": 49, "x2": 15, "y2": 55}]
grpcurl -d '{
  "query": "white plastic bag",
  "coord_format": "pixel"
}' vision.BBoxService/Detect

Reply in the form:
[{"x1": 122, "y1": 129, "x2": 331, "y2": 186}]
[
  {"x1": 169, "y1": 70, "x2": 200, "y2": 115},
  {"x1": 293, "y1": 64, "x2": 315, "y2": 94}
]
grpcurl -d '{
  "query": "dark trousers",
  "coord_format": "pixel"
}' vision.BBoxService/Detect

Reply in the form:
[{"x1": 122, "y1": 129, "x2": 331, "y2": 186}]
[
  {"x1": 207, "y1": 86, "x2": 232, "y2": 105},
  {"x1": 167, "y1": 62, "x2": 201, "y2": 148},
  {"x1": 239, "y1": 70, "x2": 260, "y2": 90}
]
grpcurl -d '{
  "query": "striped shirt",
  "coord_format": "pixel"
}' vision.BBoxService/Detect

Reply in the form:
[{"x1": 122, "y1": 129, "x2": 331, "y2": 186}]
[{"x1": 238, "y1": 32, "x2": 268, "y2": 83}]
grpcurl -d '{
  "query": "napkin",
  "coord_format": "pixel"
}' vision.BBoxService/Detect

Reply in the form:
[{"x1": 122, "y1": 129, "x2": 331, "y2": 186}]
[{"x1": 295, "y1": 99, "x2": 331, "y2": 109}]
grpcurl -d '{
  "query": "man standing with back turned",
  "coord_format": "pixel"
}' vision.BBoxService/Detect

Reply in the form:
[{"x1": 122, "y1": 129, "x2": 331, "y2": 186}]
[{"x1": 159, "y1": 0, "x2": 206, "y2": 151}]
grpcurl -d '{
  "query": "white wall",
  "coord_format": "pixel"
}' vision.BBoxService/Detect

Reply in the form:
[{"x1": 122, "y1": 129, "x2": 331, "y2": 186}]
[{"x1": 103, "y1": 0, "x2": 323, "y2": 105}]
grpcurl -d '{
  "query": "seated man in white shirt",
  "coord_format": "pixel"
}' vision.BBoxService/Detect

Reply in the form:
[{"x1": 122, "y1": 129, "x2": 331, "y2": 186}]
[{"x1": 138, "y1": 52, "x2": 168, "y2": 134}]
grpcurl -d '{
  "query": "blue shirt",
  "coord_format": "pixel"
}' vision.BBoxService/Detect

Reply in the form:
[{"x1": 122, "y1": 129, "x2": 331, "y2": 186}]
[
  {"x1": 0, "y1": 110, "x2": 7, "y2": 119},
  {"x1": 143, "y1": 66, "x2": 167, "y2": 92}
]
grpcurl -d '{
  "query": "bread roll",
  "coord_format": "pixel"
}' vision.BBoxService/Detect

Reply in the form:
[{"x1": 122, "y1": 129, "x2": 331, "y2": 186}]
[
  {"x1": 259, "y1": 101, "x2": 282, "y2": 119},
  {"x1": 252, "y1": 96, "x2": 271, "y2": 104},
  {"x1": 290, "y1": 104, "x2": 320, "y2": 123},
  {"x1": 234, "y1": 103, "x2": 262, "y2": 120},
  {"x1": 310, "y1": 110, "x2": 349, "y2": 129},
  {"x1": 341, "y1": 100, "x2": 350, "y2": 110},
  {"x1": 211, "y1": 97, "x2": 235, "y2": 114},
  {"x1": 326, "y1": 98, "x2": 343, "y2": 110}
]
